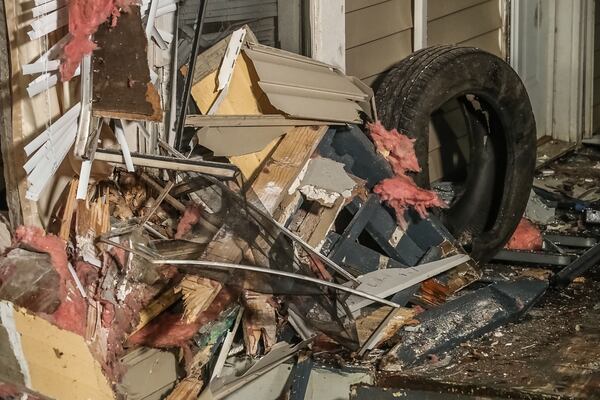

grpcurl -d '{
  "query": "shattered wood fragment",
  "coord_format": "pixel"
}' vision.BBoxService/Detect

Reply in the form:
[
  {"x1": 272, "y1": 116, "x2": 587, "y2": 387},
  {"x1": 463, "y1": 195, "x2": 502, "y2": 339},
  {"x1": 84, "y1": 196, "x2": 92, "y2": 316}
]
[
  {"x1": 131, "y1": 287, "x2": 182, "y2": 335},
  {"x1": 59, "y1": 178, "x2": 79, "y2": 241},
  {"x1": 61, "y1": 0, "x2": 135, "y2": 81},
  {"x1": 177, "y1": 277, "x2": 222, "y2": 324},
  {"x1": 242, "y1": 290, "x2": 277, "y2": 355},
  {"x1": 249, "y1": 126, "x2": 328, "y2": 212},
  {"x1": 92, "y1": 5, "x2": 162, "y2": 121},
  {"x1": 356, "y1": 306, "x2": 417, "y2": 347}
]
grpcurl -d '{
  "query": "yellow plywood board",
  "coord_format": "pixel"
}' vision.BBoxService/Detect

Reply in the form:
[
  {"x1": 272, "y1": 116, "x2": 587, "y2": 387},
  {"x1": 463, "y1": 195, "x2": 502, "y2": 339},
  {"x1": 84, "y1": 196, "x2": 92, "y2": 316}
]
[{"x1": 0, "y1": 301, "x2": 114, "y2": 400}]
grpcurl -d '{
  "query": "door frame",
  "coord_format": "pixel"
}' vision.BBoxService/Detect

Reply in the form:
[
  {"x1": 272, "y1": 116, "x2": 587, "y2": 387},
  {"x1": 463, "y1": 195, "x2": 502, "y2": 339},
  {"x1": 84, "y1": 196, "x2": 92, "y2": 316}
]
[{"x1": 508, "y1": 0, "x2": 595, "y2": 142}]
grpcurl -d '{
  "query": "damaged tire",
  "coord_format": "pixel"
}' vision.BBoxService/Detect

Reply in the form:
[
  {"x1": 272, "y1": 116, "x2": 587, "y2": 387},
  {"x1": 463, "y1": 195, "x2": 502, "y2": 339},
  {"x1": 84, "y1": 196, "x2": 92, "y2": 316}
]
[{"x1": 375, "y1": 46, "x2": 536, "y2": 261}]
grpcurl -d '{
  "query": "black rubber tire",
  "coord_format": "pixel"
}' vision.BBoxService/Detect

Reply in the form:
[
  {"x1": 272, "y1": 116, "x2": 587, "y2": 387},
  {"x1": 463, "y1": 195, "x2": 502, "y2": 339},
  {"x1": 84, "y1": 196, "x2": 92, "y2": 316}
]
[{"x1": 375, "y1": 45, "x2": 537, "y2": 262}]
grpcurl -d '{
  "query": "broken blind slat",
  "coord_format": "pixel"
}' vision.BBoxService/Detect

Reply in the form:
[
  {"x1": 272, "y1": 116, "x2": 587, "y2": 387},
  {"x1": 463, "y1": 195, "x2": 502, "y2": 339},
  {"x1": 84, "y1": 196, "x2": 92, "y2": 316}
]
[
  {"x1": 28, "y1": 6, "x2": 68, "y2": 39},
  {"x1": 31, "y1": 0, "x2": 68, "y2": 17}
]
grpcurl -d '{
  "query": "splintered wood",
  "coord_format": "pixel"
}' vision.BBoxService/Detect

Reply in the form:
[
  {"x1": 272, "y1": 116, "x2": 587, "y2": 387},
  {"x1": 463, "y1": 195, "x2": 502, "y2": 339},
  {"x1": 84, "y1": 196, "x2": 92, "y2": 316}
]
[
  {"x1": 249, "y1": 126, "x2": 328, "y2": 213},
  {"x1": 177, "y1": 277, "x2": 222, "y2": 324},
  {"x1": 242, "y1": 290, "x2": 277, "y2": 355}
]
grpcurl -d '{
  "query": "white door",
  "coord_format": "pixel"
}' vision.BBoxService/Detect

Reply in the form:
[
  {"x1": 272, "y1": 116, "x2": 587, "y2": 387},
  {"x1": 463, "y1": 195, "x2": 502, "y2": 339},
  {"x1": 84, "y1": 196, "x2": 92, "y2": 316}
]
[{"x1": 510, "y1": 0, "x2": 555, "y2": 139}]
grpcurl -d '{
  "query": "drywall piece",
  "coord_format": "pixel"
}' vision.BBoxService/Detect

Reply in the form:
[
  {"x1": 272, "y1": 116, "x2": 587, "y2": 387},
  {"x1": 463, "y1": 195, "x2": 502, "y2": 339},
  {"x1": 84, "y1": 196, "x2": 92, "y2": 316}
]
[
  {"x1": 92, "y1": 6, "x2": 162, "y2": 121},
  {"x1": 0, "y1": 301, "x2": 115, "y2": 400},
  {"x1": 344, "y1": 254, "x2": 470, "y2": 313},
  {"x1": 381, "y1": 279, "x2": 549, "y2": 370},
  {"x1": 196, "y1": 126, "x2": 287, "y2": 156},
  {"x1": 525, "y1": 190, "x2": 555, "y2": 224},
  {"x1": 117, "y1": 347, "x2": 178, "y2": 400},
  {"x1": 296, "y1": 157, "x2": 356, "y2": 206}
]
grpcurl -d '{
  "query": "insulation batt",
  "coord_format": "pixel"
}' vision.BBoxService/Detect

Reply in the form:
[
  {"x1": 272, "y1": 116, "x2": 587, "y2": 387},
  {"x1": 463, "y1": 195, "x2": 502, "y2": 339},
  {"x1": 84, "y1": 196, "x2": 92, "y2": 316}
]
[
  {"x1": 61, "y1": 0, "x2": 134, "y2": 80},
  {"x1": 14, "y1": 226, "x2": 87, "y2": 335},
  {"x1": 368, "y1": 122, "x2": 447, "y2": 229},
  {"x1": 505, "y1": 218, "x2": 543, "y2": 251}
]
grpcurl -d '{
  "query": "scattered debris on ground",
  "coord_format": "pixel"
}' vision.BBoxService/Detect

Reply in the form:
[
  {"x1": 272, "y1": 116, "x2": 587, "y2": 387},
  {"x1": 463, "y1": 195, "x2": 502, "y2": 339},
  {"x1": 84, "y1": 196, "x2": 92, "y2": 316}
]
[{"x1": 1, "y1": 3, "x2": 599, "y2": 400}]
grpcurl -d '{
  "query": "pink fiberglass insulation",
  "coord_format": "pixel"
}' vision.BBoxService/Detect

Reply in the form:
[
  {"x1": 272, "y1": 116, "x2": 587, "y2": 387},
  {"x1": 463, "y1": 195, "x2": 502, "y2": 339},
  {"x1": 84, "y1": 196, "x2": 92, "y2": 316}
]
[
  {"x1": 14, "y1": 226, "x2": 87, "y2": 335},
  {"x1": 368, "y1": 121, "x2": 447, "y2": 229},
  {"x1": 60, "y1": 0, "x2": 133, "y2": 81},
  {"x1": 368, "y1": 121, "x2": 421, "y2": 174},
  {"x1": 505, "y1": 218, "x2": 543, "y2": 251},
  {"x1": 374, "y1": 175, "x2": 447, "y2": 229},
  {"x1": 128, "y1": 287, "x2": 236, "y2": 347},
  {"x1": 175, "y1": 205, "x2": 203, "y2": 239}
]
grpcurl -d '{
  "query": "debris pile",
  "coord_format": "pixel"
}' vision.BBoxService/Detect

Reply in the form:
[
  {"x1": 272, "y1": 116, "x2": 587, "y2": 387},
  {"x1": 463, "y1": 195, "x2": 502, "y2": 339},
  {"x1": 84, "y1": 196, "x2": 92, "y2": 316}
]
[{"x1": 2, "y1": 2, "x2": 593, "y2": 399}]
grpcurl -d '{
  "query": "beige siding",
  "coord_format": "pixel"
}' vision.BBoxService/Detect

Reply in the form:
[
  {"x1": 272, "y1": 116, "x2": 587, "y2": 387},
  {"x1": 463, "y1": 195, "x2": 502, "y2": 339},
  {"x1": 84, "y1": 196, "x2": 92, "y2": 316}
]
[
  {"x1": 594, "y1": 4, "x2": 600, "y2": 133},
  {"x1": 345, "y1": 0, "x2": 504, "y2": 84},
  {"x1": 345, "y1": 0, "x2": 413, "y2": 83}
]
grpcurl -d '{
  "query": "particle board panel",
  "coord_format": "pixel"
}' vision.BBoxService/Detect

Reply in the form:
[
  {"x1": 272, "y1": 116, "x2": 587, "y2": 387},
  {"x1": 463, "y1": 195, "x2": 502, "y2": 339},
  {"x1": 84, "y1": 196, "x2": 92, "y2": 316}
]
[
  {"x1": 428, "y1": 0, "x2": 488, "y2": 21},
  {"x1": 428, "y1": 0, "x2": 502, "y2": 47},
  {"x1": 345, "y1": 0, "x2": 412, "y2": 49},
  {"x1": 92, "y1": 6, "x2": 162, "y2": 121},
  {"x1": 346, "y1": 29, "x2": 412, "y2": 79}
]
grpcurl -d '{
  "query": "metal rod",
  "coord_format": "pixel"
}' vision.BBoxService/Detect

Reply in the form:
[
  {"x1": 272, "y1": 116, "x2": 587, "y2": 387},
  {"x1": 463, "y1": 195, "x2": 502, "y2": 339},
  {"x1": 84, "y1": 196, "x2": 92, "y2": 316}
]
[
  {"x1": 99, "y1": 238, "x2": 399, "y2": 308},
  {"x1": 175, "y1": 0, "x2": 208, "y2": 150}
]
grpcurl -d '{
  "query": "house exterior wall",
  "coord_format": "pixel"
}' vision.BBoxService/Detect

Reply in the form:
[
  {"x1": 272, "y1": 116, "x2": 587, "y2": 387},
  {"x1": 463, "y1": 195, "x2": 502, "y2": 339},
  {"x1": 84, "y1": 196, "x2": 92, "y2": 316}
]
[{"x1": 345, "y1": 0, "x2": 505, "y2": 87}]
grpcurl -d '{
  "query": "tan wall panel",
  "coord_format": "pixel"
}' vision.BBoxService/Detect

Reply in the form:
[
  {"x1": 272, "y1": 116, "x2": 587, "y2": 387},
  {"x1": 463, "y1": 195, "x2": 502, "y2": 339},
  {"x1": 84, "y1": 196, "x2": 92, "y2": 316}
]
[
  {"x1": 347, "y1": 0, "x2": 388, "y2": 13},
  {"x1": 346, "y1": 0, "x2": 412, "y2": 49},
  {"x1": 459, "y1": 29, "x2": 503, "y2": 57},
  {"x1": 429, "y1": 0, "x2": 502, "y2": 46},
  {"x1": 428, "y1": 0, "x2": 488, "y2": 21},
  {"x1": 346, "y1": 29, "x2": 412, "y2": 79}
]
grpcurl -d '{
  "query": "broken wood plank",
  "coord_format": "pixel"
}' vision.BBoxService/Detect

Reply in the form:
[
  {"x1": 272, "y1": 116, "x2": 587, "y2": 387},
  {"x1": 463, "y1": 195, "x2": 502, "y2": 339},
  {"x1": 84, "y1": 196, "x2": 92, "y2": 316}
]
[
  {"x1": 92, "y1": 5, "x2": 162, "y2": 121},
  {"x1": 248, "y1": 125, "x2": 328, "y2": 213},
  {"x1": 59, "y1": 178, "x2": 78, "y2": 241}
]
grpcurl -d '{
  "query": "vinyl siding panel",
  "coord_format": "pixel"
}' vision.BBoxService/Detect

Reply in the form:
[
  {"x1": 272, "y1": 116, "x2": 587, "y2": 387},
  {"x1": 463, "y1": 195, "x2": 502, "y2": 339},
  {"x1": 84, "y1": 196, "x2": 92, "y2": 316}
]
[
  {"x1": 345, "y1": 0, "x2": 504, "y2": 85},
  {"x1": 345, "y1": 0, "x2": 412, "y2": 81}
]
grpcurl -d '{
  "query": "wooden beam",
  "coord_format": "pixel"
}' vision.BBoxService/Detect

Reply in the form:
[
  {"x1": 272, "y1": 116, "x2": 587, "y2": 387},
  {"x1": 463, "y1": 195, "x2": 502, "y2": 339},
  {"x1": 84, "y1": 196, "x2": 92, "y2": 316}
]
[{"x1": 309, "y1": 0, "x2": 346, "y2": 71}]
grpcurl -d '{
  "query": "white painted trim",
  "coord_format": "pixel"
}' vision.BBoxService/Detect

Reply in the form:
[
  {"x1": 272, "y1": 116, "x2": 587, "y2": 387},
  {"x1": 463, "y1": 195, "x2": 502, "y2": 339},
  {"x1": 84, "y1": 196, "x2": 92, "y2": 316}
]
[
  {"x1": 413, "y1": 0, "x2": 427, "y2": 51},
  {"x1": 511, "y1": 0, "x2": 593, "y2": 142},
  {"x1": 309, "y1": 0, "x2": 345, "y2": 71},
  {"x1": 583, "y1": 0, "x2": 595, "y2": 139}
]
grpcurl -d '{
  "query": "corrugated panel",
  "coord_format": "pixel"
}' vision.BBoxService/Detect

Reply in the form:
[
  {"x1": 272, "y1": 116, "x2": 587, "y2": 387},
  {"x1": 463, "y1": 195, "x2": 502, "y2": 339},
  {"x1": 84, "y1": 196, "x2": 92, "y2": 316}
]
[{"x1": 243, "y1": 43, "x2": 371, "y2": 122}]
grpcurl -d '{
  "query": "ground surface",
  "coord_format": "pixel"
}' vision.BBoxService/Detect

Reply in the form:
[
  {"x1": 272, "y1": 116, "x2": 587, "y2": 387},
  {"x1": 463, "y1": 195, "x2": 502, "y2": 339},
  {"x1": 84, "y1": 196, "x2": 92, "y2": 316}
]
[{"x1": 377, "y1": 145, "x2": 600, "y2": 399}]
